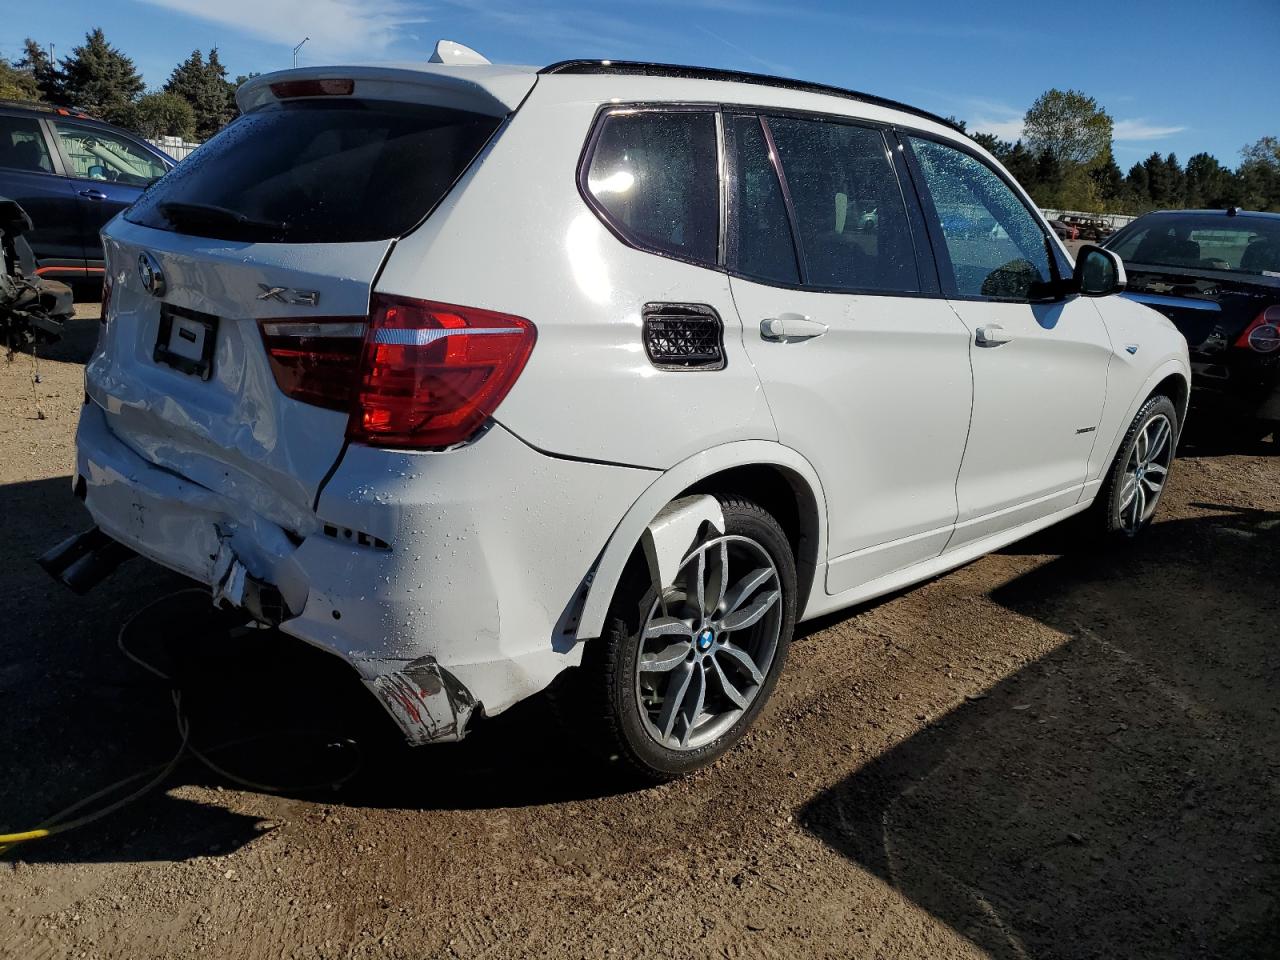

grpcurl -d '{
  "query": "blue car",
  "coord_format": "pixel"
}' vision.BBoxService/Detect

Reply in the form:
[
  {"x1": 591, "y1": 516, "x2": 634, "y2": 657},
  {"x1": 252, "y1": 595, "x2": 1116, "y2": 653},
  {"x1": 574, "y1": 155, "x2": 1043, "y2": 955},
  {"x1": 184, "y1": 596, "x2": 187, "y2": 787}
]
[{"x1": 0, "y1": 101, "x2": 174, "y2": 283}]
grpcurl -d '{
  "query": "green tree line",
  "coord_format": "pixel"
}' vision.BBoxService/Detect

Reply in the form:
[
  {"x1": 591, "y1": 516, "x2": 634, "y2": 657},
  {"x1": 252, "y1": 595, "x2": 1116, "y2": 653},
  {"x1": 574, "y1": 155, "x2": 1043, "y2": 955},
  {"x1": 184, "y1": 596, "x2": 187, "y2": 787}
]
[
  {"x1": 1, "y1": 32, "x2": 1277, "y2": 213},
  {"x1": 0, "y1": 28, "x2": 259, "y2": 141},
  {"x1": 954, "y1": 88, "x2": 1279, "y2": 214}
]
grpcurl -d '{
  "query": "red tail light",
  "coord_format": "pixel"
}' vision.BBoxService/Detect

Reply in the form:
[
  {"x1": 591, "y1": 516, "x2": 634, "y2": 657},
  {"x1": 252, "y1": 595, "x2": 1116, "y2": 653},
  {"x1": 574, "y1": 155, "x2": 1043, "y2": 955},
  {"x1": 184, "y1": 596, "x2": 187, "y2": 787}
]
[
  {"x1": 348, "y1": 295, "x2": 536, "y2": 448},
  {"x1": 260, "y1": 319, "x2": 367, "y2": 410},
  {"x1": 1234, "y1": 305, "x2": 1280, "y2": 353},
  {"x1": 258, "y1": 295, "x2": 536, "y2": 449}
]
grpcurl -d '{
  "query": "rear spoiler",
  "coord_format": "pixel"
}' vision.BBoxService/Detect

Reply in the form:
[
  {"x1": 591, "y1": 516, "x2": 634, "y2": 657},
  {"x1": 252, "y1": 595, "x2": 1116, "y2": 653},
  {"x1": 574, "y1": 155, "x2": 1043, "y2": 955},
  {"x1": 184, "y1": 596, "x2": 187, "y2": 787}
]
[{"x1": 237, "y1": 64, "x2": 538, "y2": 118}]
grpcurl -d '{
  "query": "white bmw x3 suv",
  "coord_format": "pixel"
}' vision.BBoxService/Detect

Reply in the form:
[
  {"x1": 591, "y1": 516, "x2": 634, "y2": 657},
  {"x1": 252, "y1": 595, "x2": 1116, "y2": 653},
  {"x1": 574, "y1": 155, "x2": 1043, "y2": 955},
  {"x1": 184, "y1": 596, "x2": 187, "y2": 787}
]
[{"x1": 53, "y1": 43, "x2": 1190, "y2": 780}]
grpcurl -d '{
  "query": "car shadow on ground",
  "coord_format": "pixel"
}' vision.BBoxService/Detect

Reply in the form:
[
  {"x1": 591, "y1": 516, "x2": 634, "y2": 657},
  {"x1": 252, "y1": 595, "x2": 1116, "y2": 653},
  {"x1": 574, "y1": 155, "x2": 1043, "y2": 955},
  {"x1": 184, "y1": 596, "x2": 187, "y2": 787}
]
[
  {"x1": 0, "y1": 475, "x2": 633, "y2": 866},
  {"x1": 799, "y1": 504, "x2": 1279, "y2": 959}
]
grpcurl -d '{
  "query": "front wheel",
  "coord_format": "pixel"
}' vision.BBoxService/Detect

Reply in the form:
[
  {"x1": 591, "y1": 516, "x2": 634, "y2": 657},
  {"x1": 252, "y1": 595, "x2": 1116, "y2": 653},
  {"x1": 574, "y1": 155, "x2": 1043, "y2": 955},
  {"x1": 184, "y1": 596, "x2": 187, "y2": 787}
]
[
  {"x1": 1098, "y1": 394, "x2": 1179, "y2": 536},
  {"x1": 578, "y1": 495, "x2": 797, "y2": 783}
]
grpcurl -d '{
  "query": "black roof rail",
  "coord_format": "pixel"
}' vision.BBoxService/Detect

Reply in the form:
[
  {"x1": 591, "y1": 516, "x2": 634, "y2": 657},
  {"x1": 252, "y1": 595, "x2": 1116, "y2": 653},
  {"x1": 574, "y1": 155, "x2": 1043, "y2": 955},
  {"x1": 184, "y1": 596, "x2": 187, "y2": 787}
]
[
  {"x1": 539, "y1": 59, "x2": 963, "y2": 133},
  {"x1": 0, "y1": 99, "x2": 96, "y2": 120}
]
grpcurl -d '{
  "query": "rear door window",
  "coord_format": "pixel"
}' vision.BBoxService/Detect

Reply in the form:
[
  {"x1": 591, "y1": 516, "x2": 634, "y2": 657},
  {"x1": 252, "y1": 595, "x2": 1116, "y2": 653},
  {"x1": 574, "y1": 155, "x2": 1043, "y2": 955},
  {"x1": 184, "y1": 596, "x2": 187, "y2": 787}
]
[
  {"x1": 907, "y1": 137, "x2": 1053, "y2": 300},
  {"x1": 52, "y1": 121, "x2": 167, "y2": 187},
  {"x1": 584, "y1": 110, "x2": 719, "y2": 266},
  {"x1": 126, "y1": 99, "x2": 501, "y2": 243},
  {"x1": 0, "y1": 116, "x2": 53, "y2": 173},
  {"x1": 765, "y1": 116, "x2": 920, "y2": 293},
  {"x1": 725, "y1": 113, "x2": 799, "y2": 285}
]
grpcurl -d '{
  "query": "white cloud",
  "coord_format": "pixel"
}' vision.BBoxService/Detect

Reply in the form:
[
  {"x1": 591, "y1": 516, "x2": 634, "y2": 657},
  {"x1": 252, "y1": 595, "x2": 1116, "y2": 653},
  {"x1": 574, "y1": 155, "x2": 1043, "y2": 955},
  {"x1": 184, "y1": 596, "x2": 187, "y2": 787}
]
[
  {"x1": 970, "y1": 116, "x2": 1025, "y2": 142},
  {"x1": 136, "y1": 0, "x2": 424, "y2": 59},
  {"x1": 1113, "y1": 119, "x2": 1187, "y2": 141}
]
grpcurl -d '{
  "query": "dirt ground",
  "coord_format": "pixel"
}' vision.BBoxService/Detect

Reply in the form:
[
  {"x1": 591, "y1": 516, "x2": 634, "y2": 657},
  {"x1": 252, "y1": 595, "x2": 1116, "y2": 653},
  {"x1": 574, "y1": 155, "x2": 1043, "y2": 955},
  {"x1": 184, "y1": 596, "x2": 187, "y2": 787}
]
[{"x1": 1, "y1": 306, "x2": 1277, "y2": 960}]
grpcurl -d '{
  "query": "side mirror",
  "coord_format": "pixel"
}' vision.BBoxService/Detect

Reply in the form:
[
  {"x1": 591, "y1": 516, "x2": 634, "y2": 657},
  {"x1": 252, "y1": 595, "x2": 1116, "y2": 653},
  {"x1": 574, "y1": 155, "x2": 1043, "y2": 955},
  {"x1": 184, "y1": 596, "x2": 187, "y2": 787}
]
[
  {"x1": 87, "y1": 164, "x2": 108, "y2": 181},
  {"x1": 1074, "y1": 244, "x2": 1126, "y2": 297}
]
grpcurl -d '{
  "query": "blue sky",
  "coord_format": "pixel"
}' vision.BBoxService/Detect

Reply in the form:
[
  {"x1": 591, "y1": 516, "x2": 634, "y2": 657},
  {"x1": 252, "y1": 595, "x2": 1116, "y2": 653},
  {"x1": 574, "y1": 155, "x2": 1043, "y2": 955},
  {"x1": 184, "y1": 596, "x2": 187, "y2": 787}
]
[{"x1": 4, "y1": 0, "x2": 1277, "y2": 167}]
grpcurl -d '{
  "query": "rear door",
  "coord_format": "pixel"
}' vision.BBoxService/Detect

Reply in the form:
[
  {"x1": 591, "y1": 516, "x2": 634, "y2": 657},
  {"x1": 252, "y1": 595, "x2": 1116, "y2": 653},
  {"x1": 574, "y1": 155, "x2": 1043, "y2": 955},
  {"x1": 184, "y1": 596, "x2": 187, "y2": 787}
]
[
  {"x1": 90, "y1": 90, "x2": 508, "y2": 533},
  {"x1": 903, "y1": 135, "x2": 1111, "y2": 548},
  {"x1": 48, "y1": 119, "x2": 170, "y2": 267},
  {"x1": 726, "y1": 113, "x2": 973, "y2": 595},
  {"x1": 0, "y1": 113, "x2": 83, "y2": 271}
]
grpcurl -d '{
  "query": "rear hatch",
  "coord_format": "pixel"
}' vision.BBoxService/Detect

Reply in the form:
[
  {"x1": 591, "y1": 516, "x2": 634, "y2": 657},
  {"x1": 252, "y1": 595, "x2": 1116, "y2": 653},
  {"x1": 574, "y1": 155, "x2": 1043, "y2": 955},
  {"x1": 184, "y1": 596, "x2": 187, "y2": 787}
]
[
  {"x1": 89, "y1": 68, "x2": 529, "y2": 534},
  {"x1": 1122, "y1": 267, "x2": 1277, "y2": 356}
]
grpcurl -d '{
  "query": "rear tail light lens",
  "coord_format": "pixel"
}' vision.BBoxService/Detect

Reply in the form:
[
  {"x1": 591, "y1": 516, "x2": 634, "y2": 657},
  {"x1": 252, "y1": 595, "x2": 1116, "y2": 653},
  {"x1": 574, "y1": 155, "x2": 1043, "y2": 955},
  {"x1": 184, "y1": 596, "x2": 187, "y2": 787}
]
[
  {"x1": 260, "y1": 319, "x2": 366, "y2": 410},
  {"x1": 348, "y1": 295, "x2": 536, "y2": 448},
  {"x1": 258, "y1": 295, "x2": 536, "y2": 449},
  {"x1": 1235, "y1": 305, "x2": 1280, "y2": 354}
]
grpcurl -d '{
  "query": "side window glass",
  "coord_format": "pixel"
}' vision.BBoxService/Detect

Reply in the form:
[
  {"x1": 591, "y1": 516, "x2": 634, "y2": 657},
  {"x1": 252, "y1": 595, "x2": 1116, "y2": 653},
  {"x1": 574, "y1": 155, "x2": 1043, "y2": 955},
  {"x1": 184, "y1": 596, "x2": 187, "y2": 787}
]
[
  {"x1": 585, "y1": 110, "x2": 719, "y2": 266},
  {"x1": 53, "y1": 122, "x2": 167, "y2": 187},
  {"x1": 725, "y1": 114, "x2": 799, "y2": 285},
  {"x1": 766, "y1": 117, "x2": 919, "y2": 294},
  {"x1": 0, "y1": 117, "x2": 53, "y2": 173},
  {"x1": 907, "y1": 137, "x2": 1052, "y2": 300}
]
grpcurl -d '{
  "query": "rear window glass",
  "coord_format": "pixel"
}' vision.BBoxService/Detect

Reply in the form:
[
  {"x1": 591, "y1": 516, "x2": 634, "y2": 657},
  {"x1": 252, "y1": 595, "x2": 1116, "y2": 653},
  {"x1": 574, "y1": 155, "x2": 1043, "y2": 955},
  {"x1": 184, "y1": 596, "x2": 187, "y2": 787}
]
[
  {"x1": 126, "y1": 99, "x2": 500, "y2": 243},
  {"x1": 1109, "y1": 215, "x2": 1280, "y2": 276},
  {"x1": 768, "y1": 117, "x2": 920, "y2": 294},
  {"x1": 584, "y1": 110, "x2": 719, "y2": 266}
]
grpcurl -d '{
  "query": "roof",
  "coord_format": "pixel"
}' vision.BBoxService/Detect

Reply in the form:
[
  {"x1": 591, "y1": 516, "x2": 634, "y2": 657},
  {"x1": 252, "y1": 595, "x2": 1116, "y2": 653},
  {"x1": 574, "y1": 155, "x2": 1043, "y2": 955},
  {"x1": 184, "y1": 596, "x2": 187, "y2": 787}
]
[
  {"x1": 1139, "y1": 208, "x2": 1280, "y2": 221},
  {"x1": 540, "y1": 60, "x2": 964, "y2": 132},
  {"x1": 0, "y1": 99, "x2": 96, "y2": 121}
]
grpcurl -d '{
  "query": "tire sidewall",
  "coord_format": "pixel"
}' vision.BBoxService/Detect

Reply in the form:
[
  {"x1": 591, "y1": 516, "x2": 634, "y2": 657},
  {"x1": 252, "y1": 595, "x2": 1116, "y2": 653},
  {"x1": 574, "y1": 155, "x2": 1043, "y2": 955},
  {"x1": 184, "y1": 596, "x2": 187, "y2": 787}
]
[
  {"x1": 1103, "y1": 395, "x2": 1179, "y2": 536},
  {"x1": 608, "y1": 498, "x2": 797, "y2": 779}
]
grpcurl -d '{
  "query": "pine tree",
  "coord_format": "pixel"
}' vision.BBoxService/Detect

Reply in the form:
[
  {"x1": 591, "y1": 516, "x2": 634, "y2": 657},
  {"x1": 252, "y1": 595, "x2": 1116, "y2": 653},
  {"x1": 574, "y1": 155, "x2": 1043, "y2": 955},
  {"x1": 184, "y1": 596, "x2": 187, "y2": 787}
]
[
  {"x1": 1089, "y1": 148, "x2": 1125, "y2": 211},
  {"x1": 16, "y1": 38, "x2": 63, "y2": 103},
  {"x1": 166, "y1": 48, "x2": 237, "y2": 140},
  {"x1": 60, "y1": 28, "x2": 144, "y2": 124}
]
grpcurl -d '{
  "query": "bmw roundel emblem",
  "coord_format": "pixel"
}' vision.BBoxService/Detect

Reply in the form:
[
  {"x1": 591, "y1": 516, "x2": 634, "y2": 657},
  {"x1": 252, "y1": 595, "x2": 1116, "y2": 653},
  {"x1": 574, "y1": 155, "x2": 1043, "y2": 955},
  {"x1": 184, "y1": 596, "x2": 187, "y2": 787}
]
[{"x1": 137, "y1": 251, "x2": 166, "y2": 298}]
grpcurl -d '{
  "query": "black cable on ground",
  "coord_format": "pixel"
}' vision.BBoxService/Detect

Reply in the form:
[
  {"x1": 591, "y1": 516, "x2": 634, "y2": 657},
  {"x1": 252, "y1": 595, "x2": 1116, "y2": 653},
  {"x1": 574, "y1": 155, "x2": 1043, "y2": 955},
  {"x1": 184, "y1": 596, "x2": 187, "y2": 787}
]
[{"x1": 0, "y1": 589, "x2": 363, "y2": 854}]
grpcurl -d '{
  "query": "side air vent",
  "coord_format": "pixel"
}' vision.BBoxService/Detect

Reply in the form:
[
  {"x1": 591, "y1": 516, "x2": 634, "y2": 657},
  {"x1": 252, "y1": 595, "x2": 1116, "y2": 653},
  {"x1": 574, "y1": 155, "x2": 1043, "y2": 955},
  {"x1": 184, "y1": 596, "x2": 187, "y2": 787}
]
[{"x1": 642, "y1": 303, "x2": 725, "y2": 371}]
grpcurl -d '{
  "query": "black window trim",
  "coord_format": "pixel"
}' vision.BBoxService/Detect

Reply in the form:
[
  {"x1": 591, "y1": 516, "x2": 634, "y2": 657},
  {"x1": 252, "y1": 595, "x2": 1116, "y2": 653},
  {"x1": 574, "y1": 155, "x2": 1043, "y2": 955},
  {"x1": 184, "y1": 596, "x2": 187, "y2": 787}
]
[
  {"x1": 898, "y1": 130, "x2": 1074, "y2": 304},
  {"x1": 577, "y1": 100, "x2": 1064, "y2": 302}
]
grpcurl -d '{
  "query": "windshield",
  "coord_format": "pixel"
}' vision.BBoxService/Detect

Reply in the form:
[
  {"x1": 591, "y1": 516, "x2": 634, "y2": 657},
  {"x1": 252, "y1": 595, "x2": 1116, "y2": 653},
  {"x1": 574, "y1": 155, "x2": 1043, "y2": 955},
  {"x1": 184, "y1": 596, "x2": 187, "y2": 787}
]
[
  {"x1": 1108, "y1": 214, "x2": 1280, "y2": 277},
  {"x1": 126, "y1": 99, "x2": 501, "y2": 243}
]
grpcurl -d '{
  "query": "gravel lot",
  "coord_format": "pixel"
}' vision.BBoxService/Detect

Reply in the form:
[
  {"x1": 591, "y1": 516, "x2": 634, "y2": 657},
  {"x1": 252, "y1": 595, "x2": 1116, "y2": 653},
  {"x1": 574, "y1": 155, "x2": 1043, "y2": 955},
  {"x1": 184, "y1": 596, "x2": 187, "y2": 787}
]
[{"x1": 1, "y1": 309, "x2": 1277, "y2": 959}]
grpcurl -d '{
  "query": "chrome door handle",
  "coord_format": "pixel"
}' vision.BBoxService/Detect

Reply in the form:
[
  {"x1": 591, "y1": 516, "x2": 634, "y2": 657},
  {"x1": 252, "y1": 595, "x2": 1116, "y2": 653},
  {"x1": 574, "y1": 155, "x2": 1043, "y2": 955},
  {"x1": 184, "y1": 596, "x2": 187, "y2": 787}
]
[
  {"x1": 975, "y1": 323, "x2": 1013, "y2": 347},
  {"x1": 78, "y1": 189, "x2": 108, "y2": 200},
  {"x1": 760, "y1": 314, "x2": 828, "y2": 343}
]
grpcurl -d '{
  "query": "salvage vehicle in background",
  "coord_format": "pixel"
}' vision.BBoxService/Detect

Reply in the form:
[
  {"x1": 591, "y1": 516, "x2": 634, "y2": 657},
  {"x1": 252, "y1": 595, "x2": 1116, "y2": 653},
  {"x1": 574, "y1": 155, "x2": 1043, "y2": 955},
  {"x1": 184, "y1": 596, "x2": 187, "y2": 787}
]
[
  {"x1": 42, "y1": 44, "x2": 1191, "y2": 782},
  {"x1": 0, "y1": 101, "x2": 173, "y2": 283},
  {"x1": 1106, "y1": 209, "x2": 1280, "y2": 434},
  {"x1": 0, "y1": 196, "x2": 73, "y2": 350},
  {"x1": 1049, "y1": 219, "x2": 1079, "y2": 241}
]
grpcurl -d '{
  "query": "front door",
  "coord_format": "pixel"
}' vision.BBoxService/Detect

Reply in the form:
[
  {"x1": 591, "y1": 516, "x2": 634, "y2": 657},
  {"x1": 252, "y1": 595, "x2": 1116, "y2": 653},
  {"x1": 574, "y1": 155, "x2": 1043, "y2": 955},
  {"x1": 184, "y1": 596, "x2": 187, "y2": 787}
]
[
  {"x1": 0, "y1": 114, "x2": 83, "y2": 271},
  {"x1": 903, "y1": 135, "x2": 1112, "y2": 549},
  {"x1": 726, "y1": 114, "x2": 973, "y2": 595},
  {"x1": 50, "y1": 119, "x2": 168, "y2": 267}
]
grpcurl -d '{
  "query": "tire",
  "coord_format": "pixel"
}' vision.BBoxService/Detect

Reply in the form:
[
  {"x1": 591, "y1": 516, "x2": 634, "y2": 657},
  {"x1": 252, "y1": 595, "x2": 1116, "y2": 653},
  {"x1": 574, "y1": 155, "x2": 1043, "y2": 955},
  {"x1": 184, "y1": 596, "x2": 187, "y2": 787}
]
[
  {"x1": 574, "y1": 495, "x2": 797, "y2": 783},
  {"x1": 1096, "y1": 394, "x2": 1179, "y2": 537}
]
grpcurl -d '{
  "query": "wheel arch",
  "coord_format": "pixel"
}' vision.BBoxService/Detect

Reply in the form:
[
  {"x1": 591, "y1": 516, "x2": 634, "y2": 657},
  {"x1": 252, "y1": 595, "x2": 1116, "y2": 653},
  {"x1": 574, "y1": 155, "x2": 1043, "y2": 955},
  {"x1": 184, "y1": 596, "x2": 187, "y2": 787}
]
[
  {"x1": 573, "y1": 441, "x2": 828, "y2": 641},
  {"x1": 1100, "y1": 357, "x2": 1191, "y2": 474}
]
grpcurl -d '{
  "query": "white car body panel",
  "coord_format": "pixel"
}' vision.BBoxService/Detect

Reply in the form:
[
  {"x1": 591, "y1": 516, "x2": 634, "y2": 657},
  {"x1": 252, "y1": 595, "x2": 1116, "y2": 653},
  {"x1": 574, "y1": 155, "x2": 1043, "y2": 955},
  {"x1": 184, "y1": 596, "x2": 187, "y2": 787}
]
[
  {"x1": 72, "y1": 58, "x2": 1190, "y2": 750},
  {"x1": 378, "y1": 90, "x2": 778, "y2": 469},
  {"x1": 943, "y1": 296, "x2": 1111, "y2": 550},
  {"x1": 729, "y1": 277, "x2": 973, "y2": 593}
]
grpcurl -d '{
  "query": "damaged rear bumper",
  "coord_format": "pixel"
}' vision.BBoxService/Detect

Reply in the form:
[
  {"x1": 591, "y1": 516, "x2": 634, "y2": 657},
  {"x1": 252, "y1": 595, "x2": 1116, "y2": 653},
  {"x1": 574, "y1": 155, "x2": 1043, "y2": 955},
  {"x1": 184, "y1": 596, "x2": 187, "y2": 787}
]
[{"x1": 72, "y1": 400, "x2": 653, "y2": 747}]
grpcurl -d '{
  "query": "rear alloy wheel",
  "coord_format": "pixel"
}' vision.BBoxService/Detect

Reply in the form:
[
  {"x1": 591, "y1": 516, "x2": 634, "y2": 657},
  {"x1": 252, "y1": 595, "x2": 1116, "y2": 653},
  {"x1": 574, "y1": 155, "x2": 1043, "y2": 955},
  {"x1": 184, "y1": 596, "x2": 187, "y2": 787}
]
[
  {"x1": 1101, "y1": 395, "x2": 1178, "y2": 536},
  {"x1": 584, "y1": 496, "x2": 797, "y2": 782}
]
